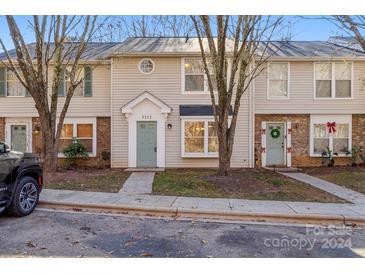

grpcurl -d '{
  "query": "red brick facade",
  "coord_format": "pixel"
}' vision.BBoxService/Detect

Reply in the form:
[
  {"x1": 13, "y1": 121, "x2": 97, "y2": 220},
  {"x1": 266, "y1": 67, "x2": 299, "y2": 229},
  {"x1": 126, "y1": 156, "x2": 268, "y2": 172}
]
[
  {"x1": 255, "y1": 114, "x2": 365, "y2": 167},
  {"x1": 31, "y1": 117, "x2": 111, "y2": 167}
]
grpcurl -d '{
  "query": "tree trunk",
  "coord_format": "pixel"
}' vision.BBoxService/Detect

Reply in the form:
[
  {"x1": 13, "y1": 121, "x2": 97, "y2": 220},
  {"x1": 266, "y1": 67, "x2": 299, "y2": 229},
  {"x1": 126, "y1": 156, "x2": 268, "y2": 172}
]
[
  {"x1": 217, "y1": 131, "x2": 232, "y2": 176},
  {"x1": 40, "y1": 124, "x2": 58, "y2": 175}
]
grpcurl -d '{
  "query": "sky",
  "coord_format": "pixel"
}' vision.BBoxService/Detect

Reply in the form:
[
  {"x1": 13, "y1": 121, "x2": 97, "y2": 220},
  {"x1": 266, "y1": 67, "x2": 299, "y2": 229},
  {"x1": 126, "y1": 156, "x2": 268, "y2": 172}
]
[{"x1": 0, "y1": 15, "x2": 351, "y2": 50}]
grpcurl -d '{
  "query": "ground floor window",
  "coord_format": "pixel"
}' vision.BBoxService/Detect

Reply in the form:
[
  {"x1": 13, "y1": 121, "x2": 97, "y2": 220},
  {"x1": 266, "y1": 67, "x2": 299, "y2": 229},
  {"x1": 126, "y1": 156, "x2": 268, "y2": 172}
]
[
  {"x1": 181, "y1": 119, "x2": 218, "y2": 157},
  {"x1": 310, "y1": 115, "x2": 351, "y2": 157},
  {"x1": 58, "y1": 118, "x2": 96, "y2": 157}
]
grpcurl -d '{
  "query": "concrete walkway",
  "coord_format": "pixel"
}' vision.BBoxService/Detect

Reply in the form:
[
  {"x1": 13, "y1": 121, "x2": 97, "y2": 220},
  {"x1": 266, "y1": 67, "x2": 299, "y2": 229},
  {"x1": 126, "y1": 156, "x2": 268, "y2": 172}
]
[
  {"x1": 280, "y1": 172, "x2": 365, "y2": 205},
  {"x1": 39, "y1": 189, "x2": 365, "y2": 226},
  {"x1": 118, "y1": 172, "x2": 155, "y2": 195}
]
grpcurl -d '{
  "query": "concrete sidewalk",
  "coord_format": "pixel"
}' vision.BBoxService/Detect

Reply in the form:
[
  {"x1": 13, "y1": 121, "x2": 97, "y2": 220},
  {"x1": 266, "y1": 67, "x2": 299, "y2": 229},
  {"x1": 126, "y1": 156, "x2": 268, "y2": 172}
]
[
  {"x1": 39, "y1": 189, "x2": 365, "y2": 226},
  {"x1": 118, "y1": 172, "x2": 155, "y2": 195},
  {"x1": 280, "y1": 172, "x2": 365, "y2": 204}
]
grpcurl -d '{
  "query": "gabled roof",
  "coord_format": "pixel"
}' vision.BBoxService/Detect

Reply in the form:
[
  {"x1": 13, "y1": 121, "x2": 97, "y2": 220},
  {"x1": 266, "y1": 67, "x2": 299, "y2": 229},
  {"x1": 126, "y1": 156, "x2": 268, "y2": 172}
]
[
  {"x1": 0, "y1": 42, "x2": 121, "y2": 61},
  {"x1": 121, "y1": 91, "x2": 172, "y2": 114},
  {"x1": 112, "y1": 37, "x2": 236, "y2": 55}
]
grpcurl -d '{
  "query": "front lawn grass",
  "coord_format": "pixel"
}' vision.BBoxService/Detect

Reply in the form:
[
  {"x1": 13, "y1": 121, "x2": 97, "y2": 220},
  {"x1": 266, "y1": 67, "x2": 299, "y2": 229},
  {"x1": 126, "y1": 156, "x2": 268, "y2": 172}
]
[
  {"x1": 153, "y1": 168, "x2": 344, "y2": 203},
  {"x1": 304, "y1": 166, "x2": 365, "y2": 195},
  {"x1": 45, "y1": 168, "x2": 130, "y2": 193}
]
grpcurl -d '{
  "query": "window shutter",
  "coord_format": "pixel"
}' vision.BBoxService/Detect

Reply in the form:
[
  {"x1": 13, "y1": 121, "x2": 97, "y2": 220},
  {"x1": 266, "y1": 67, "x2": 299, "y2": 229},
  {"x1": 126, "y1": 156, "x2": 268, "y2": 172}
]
[
  {"x1": 84, "y1": 66, "x2": 92, "y2": 97},
  {"x1": 58, "y1": 71, "x2": 65, "y2": 97},
  {"x1": 0, "y1": 67, "x2": 6, "y2": 97}
]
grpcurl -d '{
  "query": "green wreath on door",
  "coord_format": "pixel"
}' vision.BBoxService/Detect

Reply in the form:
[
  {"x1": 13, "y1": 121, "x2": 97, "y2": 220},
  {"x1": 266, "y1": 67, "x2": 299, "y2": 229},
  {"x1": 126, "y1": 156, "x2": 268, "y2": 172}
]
[{"x1": 270, "y1": 128, "x2": 281, "y2": 139}]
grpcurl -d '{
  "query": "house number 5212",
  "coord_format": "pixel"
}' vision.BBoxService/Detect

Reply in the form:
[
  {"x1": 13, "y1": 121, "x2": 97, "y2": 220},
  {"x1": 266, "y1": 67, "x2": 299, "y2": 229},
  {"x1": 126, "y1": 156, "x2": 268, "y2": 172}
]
[{"x1": 142, "y1": 114, "x2": 152, "y2": 120}]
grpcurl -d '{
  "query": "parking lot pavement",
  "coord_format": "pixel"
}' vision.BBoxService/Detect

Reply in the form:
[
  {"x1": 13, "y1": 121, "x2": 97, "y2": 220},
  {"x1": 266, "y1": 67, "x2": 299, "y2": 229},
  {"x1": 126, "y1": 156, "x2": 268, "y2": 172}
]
[{"x1": 1, "y1": 209, "x2": 365, "y2": 258}]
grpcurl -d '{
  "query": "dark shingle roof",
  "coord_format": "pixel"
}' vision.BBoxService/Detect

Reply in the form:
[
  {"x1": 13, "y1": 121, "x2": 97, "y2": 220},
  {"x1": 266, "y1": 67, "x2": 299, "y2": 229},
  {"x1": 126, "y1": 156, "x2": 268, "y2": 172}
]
[
  {"x1": 0, "y1": 42, "x2": 121, "y2": 61},
  {"x1": 179, "y1": 105, "x2": 233, "y2": 116}
]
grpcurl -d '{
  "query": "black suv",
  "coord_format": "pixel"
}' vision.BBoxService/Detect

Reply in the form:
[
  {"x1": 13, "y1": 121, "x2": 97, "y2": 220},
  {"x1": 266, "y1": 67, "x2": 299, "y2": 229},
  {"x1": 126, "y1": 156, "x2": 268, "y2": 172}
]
[{"x1": 0, "y1": 142, "x2": 43, "y2": 216}]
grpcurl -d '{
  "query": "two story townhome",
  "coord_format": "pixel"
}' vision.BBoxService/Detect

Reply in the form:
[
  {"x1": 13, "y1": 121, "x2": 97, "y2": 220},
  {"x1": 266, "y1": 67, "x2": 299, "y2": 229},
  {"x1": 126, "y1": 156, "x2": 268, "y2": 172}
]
[{"x1": 1, "y1": 37, "x2": 365, "y2": 169}]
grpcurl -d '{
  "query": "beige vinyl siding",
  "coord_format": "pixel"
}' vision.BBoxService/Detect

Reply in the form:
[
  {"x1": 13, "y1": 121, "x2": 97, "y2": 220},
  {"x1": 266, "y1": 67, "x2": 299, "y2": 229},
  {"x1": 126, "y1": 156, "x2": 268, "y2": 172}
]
[
  {"x1": 255, "y1": 61, "x2": 365, "y2": 114},
  {"x1": 0, "y1": 64, "x2": 111, "y2": 117},
  {"x1": 111, "y1": 56, "x2": 250, "y2": 168}
]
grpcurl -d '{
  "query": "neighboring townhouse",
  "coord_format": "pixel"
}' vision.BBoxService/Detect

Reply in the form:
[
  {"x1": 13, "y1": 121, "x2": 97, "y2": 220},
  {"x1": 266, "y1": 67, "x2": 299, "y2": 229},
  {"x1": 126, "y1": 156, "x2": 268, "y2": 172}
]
[
  {"x1": 254, "y1": 40, "x2": 365, "y2": 167},
  {"x1": 1, "y1": 37, "x2": 365, "y2": 169},
  {"x1": 0, "y1": 42, "x2": 121, "y2": 166}
]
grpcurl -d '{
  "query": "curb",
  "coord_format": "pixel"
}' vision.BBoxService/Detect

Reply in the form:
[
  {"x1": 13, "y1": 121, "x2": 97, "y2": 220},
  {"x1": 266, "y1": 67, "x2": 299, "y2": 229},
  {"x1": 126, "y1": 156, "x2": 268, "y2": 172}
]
[{"x1": 38, "y1": 200, "x2": 365, "y2": 227}]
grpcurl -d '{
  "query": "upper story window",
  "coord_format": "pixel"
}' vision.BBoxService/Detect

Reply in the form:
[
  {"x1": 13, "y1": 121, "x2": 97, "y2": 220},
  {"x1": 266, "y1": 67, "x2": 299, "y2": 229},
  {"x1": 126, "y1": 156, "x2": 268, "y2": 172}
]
[
  {"x1": 139, "y1": 58, "x2": 155, "y2": 74},
  {"x1": 183, "y1": 58, "x2": 217, "y2": 93},
  {"x1": 268, "y1": 62, "x2": 289, "y2": 99},
  {"x1": 59, "y1": 66, "x2": 92, "y2": 97},
  {"x1": 0, "y1": 68, "x2": 27, "y2": 97},
  {"x1": 315, "y1": 62, "x2": 352, "y2": 98}
]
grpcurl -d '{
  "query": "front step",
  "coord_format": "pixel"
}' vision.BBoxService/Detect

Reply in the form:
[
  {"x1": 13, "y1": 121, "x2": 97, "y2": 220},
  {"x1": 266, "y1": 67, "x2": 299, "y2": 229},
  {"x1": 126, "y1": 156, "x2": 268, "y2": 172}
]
[
  {"x1": 124, "y1": 168, "x2": 165, "y2": 172},
  {"x1": 264, "y1": 166, "x2": 302, "y2": 173}
]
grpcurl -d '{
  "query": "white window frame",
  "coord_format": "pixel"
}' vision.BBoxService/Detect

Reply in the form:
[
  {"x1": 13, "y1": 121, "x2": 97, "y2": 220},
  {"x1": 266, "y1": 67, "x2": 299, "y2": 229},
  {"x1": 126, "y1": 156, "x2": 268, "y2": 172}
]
[
  {"x1": 63, "y1": 67, "x2": 85, "y2": 97},
  {"x1": 5, "y1": 68, "x2": 26, "y2": 97},
  {"x1": 313, "y1": 62, "x2": 354, "y2": 100},
  {"x1": 309, "y1": 115, "x2": 352, "y2": 157},
  {"x1": 57, "y1": 117, "x2": 97, "y2": 158},
  {"x1": 138, "y1": 58, "x2": 155, "y2": 74},
  {"x1": 181, "y1": 117, "x2": 219, "y2": 158},
  {"x1": 181, "y1": 58, "x2": 222, "y2": 94},
  {"x1": 267, "y1": 62, "x2": 290, "y2": 100}
]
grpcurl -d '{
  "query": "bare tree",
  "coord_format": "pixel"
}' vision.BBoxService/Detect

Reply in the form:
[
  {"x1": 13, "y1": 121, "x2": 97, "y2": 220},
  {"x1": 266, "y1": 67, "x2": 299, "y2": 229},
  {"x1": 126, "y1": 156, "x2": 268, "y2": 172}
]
[
  {"x1": 95, "y1": 16, "x2": 193, "y2": 41},
  {"x1": 0, "y1": 16, "x2": 97, "y2": 173},
  {"x1": 191, "y1": 15, "x2": 282, "y2": 176},
  {"x1": 332, "y1": 16, "x2": 365, "y2": 51}
]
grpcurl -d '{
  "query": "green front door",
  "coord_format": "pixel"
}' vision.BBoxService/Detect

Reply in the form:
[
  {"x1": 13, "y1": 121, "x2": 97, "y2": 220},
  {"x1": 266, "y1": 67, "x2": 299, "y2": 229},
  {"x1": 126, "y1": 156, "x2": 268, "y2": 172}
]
[
  {"x1": 137, "y1": 121, "x2": 157, "y2": 167},
  {"x1": 266, "y1": 123, "x2": 285, "y2": 166},
  {"x1": 11, "y1": 125, "x2": 27, "y2": 152}
]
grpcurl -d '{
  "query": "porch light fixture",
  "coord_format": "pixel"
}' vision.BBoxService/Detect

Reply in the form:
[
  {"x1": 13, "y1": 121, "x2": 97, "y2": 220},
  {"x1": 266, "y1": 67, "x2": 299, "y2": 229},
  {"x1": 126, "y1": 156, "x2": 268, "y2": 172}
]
[{"x1": 167, "y1": 123, "x2": 172, "y2": 129}]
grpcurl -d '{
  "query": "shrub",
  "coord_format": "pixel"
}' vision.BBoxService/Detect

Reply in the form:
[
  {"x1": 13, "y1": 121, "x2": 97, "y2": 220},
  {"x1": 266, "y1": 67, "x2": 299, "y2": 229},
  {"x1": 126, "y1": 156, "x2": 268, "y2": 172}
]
[{"x1": 63, "y1": 137, "x2": 89, "y2": 168}]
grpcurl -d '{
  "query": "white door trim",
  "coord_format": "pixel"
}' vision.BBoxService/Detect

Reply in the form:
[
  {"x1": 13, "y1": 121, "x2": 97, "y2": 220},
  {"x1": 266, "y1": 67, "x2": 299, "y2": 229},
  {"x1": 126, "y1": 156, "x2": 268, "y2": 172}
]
[
  {"x1": 261, "y1": 121, "x2": 292, "y2": 167},
  {"x1": 5, "y1": 117, "x2": 32, "y2": 153}
]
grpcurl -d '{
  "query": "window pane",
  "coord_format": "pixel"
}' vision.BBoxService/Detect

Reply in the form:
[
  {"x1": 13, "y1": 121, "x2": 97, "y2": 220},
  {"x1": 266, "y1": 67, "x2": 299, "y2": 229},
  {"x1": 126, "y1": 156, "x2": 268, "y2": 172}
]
[
  {"x1": 77, "y1": 124, "x2": 93, "y2": 138},
  {"x1": 61, "y1": 124, "x2": 73, "y2": 138},
  {"x1": 313, "y1": 124, "x2": 327, "y2": 138},
  {"x1": 6, "y1": 70, "x2": 25, "y2": 96},
  {"x1": 316, "y1": 80, "x2": 331, "y2": 97},
  {"x1": 333, "y1": 138, "x2": 349, "y2": 154},
  {"x1": 184, "y1": 121, "x2": 205, "y2": 153},
  {"x1": 185, "y1": 75, "x2": 204, "y2": 91},
  {"x1": 269, "y1": 80, "x2": 287, "y2": 97},
  {"x1": 335, "y1": 63, "x2": 351, "y2": 80},
  {"x1": 208, "y1": 122, "x2": 218, "y2": 153},
  {"x1": 335, "y1": 80, "x2": 351, "y2": 98},
  {"x1": 269, "y1": 63, "x2": 288, "y2": 80},
  {"x1": 79, "y1": 139, "x2": 93, "y2": 153},
  {"x1": 184, "y1": 59, "x2": 204, "y2": 74},
  {"x1": 313, "y1": 138, "x2": 329, "y2": 154},
  {"x1": 66, "y1": 81, "x2": 83, "y2": 96},
  {"x1": 335, "y1": 124, "x2": 349, "y2": 138},
  {"x1": 315, "y1": 63, "x2": 331, "y2": 80},
  {"x1": 140, "y1": 59, "x2": 154, "y2": 73}
]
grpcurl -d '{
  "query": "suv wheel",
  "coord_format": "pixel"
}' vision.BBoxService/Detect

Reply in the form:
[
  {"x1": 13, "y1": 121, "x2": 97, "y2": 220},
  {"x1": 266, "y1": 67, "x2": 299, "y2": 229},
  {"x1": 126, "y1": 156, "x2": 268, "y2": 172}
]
[{"x1": 9, "y1": 176, "x2": 40, "y2": 217}]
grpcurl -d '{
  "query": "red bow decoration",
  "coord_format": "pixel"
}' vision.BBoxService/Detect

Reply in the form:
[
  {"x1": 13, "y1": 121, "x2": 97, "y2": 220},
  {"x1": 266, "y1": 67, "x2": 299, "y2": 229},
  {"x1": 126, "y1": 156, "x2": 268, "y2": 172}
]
[
  {"x1": 261, "y1": 147, "x2": 266, "y2": 153},
  {"x1": 327, "y1": 122, "x2": 336, "y2": 134},
  {"x1": 260, "y1": 129, "x2": 266, "y2": 135},
  {"x1": 287, "y1": 147, "x2": 292, "y2": 153}
]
